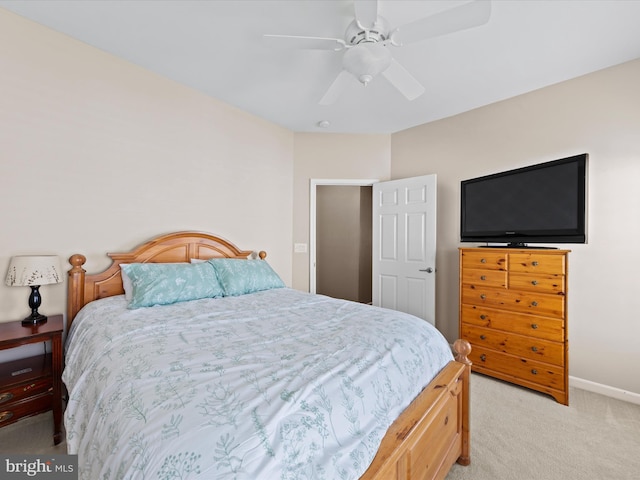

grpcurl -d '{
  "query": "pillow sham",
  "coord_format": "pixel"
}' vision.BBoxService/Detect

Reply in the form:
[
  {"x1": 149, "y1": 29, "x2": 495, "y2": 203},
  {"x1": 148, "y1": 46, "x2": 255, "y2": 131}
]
[
  {"x1": 120, "y1": 263, "x2": 189, "y2": 301},
  {"x1": 207, "y1": 258, "x2": 285, "y2": 296},
  {"x1": 121, "y1": 262, "x2": 224, "y2": 309}
]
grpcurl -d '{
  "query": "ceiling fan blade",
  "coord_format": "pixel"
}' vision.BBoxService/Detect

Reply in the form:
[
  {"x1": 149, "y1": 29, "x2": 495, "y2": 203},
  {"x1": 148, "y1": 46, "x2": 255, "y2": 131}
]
[
  {"x1": 354, "y1": 0, "x2": 379, "y2": 29},
  {"x1": 263, "y1": 34, "x2": 346, "y2": 51},
  {"x1": 381, "y1": 59, "x2": 425, "y2": 101},
  {"x1": 319, "y1": 70, "x2": 355, "y2": 105},
  {"x1": 391, "y1": 0, "x2": 491, "y2": 46}
]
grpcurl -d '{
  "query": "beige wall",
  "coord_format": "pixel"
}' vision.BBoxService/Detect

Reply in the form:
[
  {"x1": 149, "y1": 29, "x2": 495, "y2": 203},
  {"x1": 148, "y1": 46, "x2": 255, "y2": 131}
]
[
  {"x1": 292, "y1": 133, "x2": 391, "y2": 291},
  {"x1": 391, "y1": 59, "x2": 640, "y2": 395},
  {"x1": 0, "y1": 10, "x2": 293, "y2": 326}
]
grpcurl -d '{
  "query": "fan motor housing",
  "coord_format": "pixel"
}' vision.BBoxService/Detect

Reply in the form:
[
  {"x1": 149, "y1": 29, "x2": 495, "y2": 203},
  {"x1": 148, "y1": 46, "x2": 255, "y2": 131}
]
[{"x1": 345, "y1": 17, "x2": 390, "y2": 45}]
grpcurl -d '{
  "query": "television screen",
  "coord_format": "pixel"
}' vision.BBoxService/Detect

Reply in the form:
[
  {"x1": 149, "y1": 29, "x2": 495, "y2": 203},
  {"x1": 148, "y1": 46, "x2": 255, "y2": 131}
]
[{"x1": 460, "y1": 154, "x2": 587, "y2": 246}]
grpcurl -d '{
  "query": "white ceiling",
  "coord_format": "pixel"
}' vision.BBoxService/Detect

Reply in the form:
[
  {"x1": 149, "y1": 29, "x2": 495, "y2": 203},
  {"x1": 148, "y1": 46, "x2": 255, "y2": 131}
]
[{"x1": 2, "y1": 0, "x2": 640, "y2": 134}]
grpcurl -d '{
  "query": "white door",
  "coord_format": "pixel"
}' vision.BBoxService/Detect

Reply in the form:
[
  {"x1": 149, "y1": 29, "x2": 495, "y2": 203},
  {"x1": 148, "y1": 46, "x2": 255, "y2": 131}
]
[{"x1": 372, "y1": 175, "x2": 437, "y2": 325}]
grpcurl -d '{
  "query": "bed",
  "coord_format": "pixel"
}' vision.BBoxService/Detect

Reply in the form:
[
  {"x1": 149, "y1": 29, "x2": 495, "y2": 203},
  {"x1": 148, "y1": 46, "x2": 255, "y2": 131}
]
[{"x1": 64, "y1": 231, "x2": 471, "y2": 480}]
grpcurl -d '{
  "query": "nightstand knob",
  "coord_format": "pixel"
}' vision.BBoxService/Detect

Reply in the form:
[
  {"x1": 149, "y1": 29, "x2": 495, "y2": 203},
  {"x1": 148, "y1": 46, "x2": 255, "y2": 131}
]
[
  {"x1": 0, "y1": 392, "x2": 14, "y2": 404},
  {"x1": 0, "y1": 411, "x2": 14, "y2": 423},
  {"x1": 480, "y1": 354, "x2": 487, "y2": 362},
  {"x1": 480, "y1": 314, "x2": 486, "y2": 320},
  {"x1": 531, "y1": 324, "x2": 539, "y2": 329},
  {"x1": 532, "y1": 261, "x2": 539, "y2": 266},
  {"x1": 480, "y1": 335, "x2": 486, "y2": 340},
  {"x1": 480, "y1": 294, "x2": 486, "y2": 300},
  {"x1": 531, "y1": 301, "x2": 538, "y2": 307},
  {"x1": 531, "y1": 280, "x2": 538, "y2": 286},
  {"x1": 480, "y1": 258, "x2": 487, "y2": 263},
  {"x1": 480, "y1": 275, "x2": 487, "y2": 281},
  {"x1": 531, "y1": 346, "x2": 538, "y2": 352},
  {"x1": 531, "y1": 369, "x2": 538, "y2": 375}
]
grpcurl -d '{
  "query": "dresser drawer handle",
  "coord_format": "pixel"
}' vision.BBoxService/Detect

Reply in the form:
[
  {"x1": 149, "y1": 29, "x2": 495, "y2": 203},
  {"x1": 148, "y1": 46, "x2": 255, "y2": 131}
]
[
  {"x1": 531, "y1": 346, "x2": 538, "y2": 352},
  {"x1": 0, "y1": 411, "x2": 14, "y2": 423},
  {"x1": 531, "y1": 324, "x2": 539, "y2": 329},
  {"x1": 480, "y1": 294, "x2": 486, "y2": 300},
  {"x1": 480, "y1": 335, "x2": 486, "y2": 340},
  {"x1": 480, "y1": 354, "x2": 487, "y2": 362},
  {"x1": 480, "y1": 275, "x2": 487, "y2": 281},
  {"x1": 531, "y1": 301, "x2": 538, "y2": 307},
  {"x1": 532, "y1": 261, "x2": 539, "y2": 267},
  {"x1": 531, "y1": 369, "x2": 538, "y2": 375},
  {"x1": 531, "y1": 280, "x2": 538, "y2": 286},
  {"x1": 480, "y1": 314, "x2": 486, "y2": 320},
  {"x1": 0, "y1": 392, "x2": 14, "y2": 404},
  {"x1": 480, "y1": 258, "x2": 487, "y2": 263}
]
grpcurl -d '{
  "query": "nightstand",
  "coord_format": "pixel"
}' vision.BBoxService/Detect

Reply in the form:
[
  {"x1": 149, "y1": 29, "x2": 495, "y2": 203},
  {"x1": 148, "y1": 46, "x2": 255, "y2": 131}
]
[{"x1": 0, "y1": 314, "x2": 63, "y2": 445}]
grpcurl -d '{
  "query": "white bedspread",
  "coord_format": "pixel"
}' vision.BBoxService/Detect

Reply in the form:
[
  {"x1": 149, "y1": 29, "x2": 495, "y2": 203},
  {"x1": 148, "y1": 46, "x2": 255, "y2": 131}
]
[{"x1": 63, "y1": 288, "x2": 453, "y2": 479}]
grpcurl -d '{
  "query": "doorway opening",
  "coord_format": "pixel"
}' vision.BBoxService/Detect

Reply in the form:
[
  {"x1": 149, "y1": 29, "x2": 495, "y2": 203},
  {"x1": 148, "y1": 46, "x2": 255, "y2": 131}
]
[{"x1": 310, "y1": 179, "x2": 377, "y2": 303}]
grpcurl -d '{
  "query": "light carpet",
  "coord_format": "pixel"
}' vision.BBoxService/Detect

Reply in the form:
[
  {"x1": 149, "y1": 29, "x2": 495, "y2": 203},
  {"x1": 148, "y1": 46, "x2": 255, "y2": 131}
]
[{"x1": 446, "y1": 373, "x2": 640, "y2": 480}]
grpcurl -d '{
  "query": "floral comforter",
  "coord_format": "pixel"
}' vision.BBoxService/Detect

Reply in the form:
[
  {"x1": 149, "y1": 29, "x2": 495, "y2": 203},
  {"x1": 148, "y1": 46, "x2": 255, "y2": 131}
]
[{"x1": 63, "y1": 288, "x2": 453, "y2": 480}]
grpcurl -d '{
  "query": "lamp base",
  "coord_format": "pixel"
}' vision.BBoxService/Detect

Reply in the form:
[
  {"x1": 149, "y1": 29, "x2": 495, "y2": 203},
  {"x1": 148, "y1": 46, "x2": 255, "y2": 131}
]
[{"x1": 22, "y1": 312, "x2": 48, "y2": 326}]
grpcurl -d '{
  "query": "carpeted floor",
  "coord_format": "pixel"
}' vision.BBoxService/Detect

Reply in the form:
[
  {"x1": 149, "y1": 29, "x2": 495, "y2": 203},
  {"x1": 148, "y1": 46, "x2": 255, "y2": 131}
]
[
  {"x1": 1, "y1": 373, "x2": 639, "y2": 479},
  {"x1": 446, "y1": 373, "x2": 640, "y2": 480}
]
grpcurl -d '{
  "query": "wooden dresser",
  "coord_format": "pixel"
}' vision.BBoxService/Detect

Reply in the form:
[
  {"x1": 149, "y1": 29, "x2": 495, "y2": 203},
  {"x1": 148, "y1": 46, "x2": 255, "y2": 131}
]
[{"x1": 459, "y1": 248, "x2": 569, "y2": 405}]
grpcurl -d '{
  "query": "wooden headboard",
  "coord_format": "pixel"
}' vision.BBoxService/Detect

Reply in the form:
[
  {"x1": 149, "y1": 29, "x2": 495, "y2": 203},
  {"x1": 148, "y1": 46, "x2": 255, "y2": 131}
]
[{"x1": 67, "y1": 231, "x2": 264, "y2": 330}]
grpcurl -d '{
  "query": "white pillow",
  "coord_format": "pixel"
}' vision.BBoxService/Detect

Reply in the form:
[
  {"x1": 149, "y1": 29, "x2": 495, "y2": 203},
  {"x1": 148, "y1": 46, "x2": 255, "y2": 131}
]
[{"x1": 120, "y1": 264, "x2": 133, "y2": 301}]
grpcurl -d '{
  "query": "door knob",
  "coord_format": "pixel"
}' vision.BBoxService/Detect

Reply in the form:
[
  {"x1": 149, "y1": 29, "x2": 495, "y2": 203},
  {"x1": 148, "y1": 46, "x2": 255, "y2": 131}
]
[{"x1": 419, "y1": 267, "x2": 434, "y2": 273}]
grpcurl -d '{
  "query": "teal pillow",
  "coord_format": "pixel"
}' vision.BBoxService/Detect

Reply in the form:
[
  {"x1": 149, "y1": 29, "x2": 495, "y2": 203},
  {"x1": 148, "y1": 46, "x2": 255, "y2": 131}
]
[
  {"x1": 121, "y1": 262, "x2": 224, "y2": 309},
  {"x1": 208, "y1": 258, "x2": 285, "y2": 296}
]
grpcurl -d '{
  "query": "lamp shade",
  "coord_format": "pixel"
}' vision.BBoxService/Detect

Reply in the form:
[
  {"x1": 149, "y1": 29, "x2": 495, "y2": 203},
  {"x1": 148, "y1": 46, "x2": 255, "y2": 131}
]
[{"x1": 5, "y1": 255, "x2": 62, "y2": 287}]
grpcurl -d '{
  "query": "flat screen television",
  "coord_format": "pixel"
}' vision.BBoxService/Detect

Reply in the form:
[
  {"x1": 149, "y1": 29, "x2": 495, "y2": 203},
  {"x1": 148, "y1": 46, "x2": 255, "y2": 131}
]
[{"x1": 460, "y1": 154, "x2": 587, "y2": 247}]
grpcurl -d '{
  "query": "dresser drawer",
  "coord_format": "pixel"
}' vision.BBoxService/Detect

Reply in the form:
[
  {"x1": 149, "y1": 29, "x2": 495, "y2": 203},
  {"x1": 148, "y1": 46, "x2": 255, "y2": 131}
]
[
  {"x1": 508, "y1": 272, "x2": 566, "y2": 294},
  {"x1": 460, "y1": 250, "x2": 506, "y2": 271},
  {"x1": 509, "y1": 253, "x2": 566, "y2": 275},
  {"x1": 461, "y1": 268, "x2": 506, "y2": 288},
  {"x1": 461, "y1": 324, "x2": 564, "y2": 366},
  {"x1": 468, "y1": 346, "x2": 565, "y2": 391},
  {"x1": 461, "y1": 284, "x2": 566, "y2": 319},
  {"x1": 460, "y1": 305, "x2": 564, "y2": 341}
]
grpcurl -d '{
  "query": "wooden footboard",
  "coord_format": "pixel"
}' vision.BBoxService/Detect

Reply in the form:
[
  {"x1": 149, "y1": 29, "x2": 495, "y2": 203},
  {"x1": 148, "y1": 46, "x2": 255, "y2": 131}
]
[{"x1": 361, "y1": 339, "x2": 471, "y2": 480}]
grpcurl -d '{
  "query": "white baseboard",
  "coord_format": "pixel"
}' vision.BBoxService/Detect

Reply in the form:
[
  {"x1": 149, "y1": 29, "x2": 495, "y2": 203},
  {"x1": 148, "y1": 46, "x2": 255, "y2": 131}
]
[{"x1": 569, "y1": 376, "x2": 640, "y2": 405}]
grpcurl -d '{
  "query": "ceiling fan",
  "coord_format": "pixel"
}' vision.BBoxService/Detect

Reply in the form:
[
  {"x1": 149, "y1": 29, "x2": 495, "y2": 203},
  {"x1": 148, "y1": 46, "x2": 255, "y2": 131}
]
[{"x1": 264, "y1": 0, "x2": 491, "y2": 105}]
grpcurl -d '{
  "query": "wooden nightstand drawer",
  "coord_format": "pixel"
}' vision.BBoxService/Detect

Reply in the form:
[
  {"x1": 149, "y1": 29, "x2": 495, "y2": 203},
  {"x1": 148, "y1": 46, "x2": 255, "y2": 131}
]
[
  {"x1": 0, "y1": 354, "x2": 52, "y2": 404},
  {"x1": 461, "y1": 324, "x2": 564, "y2": 366},
  {"x1": 0, "y1": 391, "x2": 52, "y2": 427}
]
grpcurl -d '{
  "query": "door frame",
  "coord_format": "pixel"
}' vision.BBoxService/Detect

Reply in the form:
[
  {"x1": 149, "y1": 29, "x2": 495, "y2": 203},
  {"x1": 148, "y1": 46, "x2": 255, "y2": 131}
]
[{"x1": 309, "y1": 178, "x2": 379, "y2": 294}]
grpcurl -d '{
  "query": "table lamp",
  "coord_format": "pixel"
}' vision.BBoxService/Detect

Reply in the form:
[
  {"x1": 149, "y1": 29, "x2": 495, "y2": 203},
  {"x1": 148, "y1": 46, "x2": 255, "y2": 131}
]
[{"x1": 5, "y1": 255, "x2": 62, "y2": 325}]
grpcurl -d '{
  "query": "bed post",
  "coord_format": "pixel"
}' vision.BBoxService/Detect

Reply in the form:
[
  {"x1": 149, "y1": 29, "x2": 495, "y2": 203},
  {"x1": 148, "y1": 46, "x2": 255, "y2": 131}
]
[
  {"x1": 453, "y1": 339, "x2": 472, "y2": 466},
  {"x1": 67, "y1": 254, "x2": 87, "y2": 331}
]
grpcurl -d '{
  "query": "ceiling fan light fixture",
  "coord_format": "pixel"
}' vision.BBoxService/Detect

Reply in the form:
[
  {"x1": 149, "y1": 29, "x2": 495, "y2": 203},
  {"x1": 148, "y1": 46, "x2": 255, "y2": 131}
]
[{"x1": 342, "y1": 43, "x2": 392, "y2": 85}]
